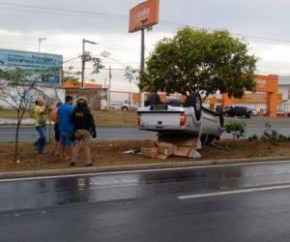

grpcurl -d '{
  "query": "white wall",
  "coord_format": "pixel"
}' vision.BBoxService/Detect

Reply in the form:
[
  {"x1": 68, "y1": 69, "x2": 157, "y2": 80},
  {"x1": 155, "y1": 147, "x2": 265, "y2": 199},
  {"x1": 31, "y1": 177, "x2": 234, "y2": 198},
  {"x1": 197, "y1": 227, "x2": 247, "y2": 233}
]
[{"x1": 0, "y1": 86, "x2": 65, "y2": 109}]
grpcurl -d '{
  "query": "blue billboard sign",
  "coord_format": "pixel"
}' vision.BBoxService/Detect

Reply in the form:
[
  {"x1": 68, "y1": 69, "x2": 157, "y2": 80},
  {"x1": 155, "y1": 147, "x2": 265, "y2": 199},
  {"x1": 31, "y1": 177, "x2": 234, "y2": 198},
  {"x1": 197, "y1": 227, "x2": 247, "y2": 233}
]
[{"x1": 0, "y1": 48, "x2": 63, "y2": 86}]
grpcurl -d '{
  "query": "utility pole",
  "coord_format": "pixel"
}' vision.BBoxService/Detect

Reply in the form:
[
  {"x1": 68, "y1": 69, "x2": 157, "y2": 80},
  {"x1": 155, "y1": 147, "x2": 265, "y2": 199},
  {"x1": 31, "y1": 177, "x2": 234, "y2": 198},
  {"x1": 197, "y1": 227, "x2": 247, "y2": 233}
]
[
  {"x1": 140, "y1": 20, "x2": 147, "y2": 107},
  {"x1": 81, "y1": 38, "x2": 97, "y2": 88},
  {"x1": 38, "y1": 37, "x2": 46, "y2": 52},
  {"x1": 140, "y1": 20, "x2": 146, "y2": 72}
]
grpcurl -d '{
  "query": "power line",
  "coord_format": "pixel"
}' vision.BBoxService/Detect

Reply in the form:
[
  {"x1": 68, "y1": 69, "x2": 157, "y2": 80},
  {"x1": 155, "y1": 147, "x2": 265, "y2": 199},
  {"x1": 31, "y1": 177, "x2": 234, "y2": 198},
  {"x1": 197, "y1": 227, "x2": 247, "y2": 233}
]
[
  {"x1": 0, "y1": 2, "x2": 127, "y2": 20},
  {"x1": 1, "y1": 1, "x2": 290, "y2": 45}
]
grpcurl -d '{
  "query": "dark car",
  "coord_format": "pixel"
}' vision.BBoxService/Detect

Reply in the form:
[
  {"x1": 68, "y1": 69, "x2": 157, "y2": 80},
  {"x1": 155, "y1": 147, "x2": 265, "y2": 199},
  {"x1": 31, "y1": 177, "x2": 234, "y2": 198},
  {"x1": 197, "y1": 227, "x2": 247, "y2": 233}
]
[{"x1": 224, "y1": 105, "x2": 252, "y2": 118}]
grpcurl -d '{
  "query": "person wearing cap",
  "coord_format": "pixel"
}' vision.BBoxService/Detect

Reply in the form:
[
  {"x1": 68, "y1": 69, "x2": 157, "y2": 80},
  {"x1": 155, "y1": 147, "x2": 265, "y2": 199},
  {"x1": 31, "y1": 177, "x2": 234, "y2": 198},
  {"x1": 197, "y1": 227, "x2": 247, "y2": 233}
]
[
  {"x1": 70, "y1": 97, "x2": 96, "y2": 167},
  {"x1": 32, "y1": 98, "x2": 48, "y2": 154}
]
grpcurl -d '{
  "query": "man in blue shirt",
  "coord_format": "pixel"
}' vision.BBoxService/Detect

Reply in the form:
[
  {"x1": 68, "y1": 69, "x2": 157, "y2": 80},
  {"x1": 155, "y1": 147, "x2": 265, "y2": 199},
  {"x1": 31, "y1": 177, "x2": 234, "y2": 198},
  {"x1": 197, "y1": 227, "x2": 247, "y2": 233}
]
[{"x1": 57, "y1": 95, "x2": 74, "y2": 161}]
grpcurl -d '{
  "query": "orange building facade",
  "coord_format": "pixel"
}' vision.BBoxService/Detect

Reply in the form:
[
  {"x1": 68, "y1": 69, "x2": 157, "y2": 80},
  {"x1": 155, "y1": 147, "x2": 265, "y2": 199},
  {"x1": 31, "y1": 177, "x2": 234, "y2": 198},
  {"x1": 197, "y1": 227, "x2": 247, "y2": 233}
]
[{"x1": 221, "y1": 74, "x2": 279, "y2": 117}]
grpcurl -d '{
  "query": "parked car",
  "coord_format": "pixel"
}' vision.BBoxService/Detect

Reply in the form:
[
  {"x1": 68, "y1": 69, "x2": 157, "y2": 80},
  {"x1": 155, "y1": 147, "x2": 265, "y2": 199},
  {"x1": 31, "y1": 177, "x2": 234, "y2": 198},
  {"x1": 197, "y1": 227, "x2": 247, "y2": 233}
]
[
  {"x1": 276, "y1": 109, "x2": 286, "y2": 117},
  {"x1": 110, "y1": 101, "x2": 122, "y2": 110},
  {"x1": 224, "y1": 105, "x2": 252, "y2": 118},
  {"x1": 250, "y1": 108, "x2": 258, "y2": 116},
  {"x1": 121, "y1": 100, "x2": 139, "y2": 111}
]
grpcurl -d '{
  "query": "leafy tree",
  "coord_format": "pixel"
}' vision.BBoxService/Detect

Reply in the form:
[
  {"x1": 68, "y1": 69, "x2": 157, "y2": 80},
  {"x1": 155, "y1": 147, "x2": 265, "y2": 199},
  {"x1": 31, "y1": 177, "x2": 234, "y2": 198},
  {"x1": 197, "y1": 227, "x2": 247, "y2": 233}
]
[
  {"x1": 139, "y1": 27, "x2": 258, "y2": 99},
  {"x1": 0, "y1": 69, "x2": 36, "y2": 162},
  {"x1": 125, "y1": 65, "x2": 137, "y2": 83},
  {"x1": 91, "y1": 57, "x2": 105, "y2": 75},
  {"x1": 62, "y1": 65, "x2": 80, "y2": 85},
  {"x1": 124, "y1": 66, "x2": 138, "y2": 106}
]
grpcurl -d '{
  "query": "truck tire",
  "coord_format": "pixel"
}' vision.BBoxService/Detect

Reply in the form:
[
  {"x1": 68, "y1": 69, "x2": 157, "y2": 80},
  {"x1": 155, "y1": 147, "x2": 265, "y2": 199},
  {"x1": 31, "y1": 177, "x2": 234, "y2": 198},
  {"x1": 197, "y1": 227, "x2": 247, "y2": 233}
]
[{"x1": 185, "y1": 92, "x2": 202, "y2": 121}]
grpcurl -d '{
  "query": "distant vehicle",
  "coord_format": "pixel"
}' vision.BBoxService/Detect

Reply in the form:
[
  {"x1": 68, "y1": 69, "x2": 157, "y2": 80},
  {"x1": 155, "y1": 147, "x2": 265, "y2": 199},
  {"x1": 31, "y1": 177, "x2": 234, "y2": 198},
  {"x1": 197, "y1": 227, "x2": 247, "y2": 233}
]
[
  {"x1": 276, "y1": 109, "x2": 286, "y2": 117},
  {"x1": 110, "y1": 101, "x2": 122, "y2": 110},
  {"x1": 224, "y1": 105, "x2": 252, "y2": 118},
  {"x1": 121, "y1": 100, "x2": 139, "y2": 111},
  {"x1": 250, "y1": 108, "x2": 258, "y2": 116}
]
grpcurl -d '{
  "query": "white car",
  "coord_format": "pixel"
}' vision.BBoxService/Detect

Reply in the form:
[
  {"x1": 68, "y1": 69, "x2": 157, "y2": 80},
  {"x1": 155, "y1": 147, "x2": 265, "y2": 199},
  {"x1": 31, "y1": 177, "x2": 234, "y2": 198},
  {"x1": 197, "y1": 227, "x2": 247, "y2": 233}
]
[{"x1": 121, "y1": 100, "x2": 139, "y2": 111}]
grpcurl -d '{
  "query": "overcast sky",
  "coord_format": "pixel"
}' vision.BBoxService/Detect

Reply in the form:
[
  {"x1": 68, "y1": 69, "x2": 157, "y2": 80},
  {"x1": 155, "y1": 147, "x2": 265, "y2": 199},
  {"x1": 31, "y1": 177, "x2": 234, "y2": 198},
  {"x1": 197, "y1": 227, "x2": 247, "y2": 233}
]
[{"x1": 1, "y1": 0, "x2": 290, "y2": 96}]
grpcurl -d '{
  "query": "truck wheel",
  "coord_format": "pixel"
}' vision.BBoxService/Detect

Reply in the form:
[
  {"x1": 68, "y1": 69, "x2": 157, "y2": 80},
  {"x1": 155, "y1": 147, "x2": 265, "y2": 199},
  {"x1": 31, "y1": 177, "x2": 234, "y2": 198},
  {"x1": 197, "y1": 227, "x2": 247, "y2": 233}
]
[
  {"x1": 186, "y1": 92, "x2": 202, "y2": 121},
  {"x1": 122, "y1": 106, "x2": 129, "y2": 111}
]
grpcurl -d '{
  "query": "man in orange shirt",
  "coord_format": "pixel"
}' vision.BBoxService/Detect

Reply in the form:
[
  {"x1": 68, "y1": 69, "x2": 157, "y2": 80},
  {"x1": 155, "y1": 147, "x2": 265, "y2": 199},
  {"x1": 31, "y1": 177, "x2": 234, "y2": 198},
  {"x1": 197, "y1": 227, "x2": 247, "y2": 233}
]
[{"x1": 50, "y1": 102, "x2": 62, "y2": 156}]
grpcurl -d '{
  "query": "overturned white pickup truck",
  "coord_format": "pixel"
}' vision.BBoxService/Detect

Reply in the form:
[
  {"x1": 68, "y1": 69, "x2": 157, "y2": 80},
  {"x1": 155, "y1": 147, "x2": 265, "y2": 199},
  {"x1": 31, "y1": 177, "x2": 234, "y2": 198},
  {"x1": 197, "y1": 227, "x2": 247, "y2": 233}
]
[{"x1": 137, "y1": 93, "x2": 224, "y2": 146}]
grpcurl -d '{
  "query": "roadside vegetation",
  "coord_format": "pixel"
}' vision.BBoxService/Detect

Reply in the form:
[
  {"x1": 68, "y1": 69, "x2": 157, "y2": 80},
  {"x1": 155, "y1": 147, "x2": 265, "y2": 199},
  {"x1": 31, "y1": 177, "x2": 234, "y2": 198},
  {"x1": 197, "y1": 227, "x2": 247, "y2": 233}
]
[
  {"x1": 1, "y1": 139, "x2": 290, "y2": 173},
  {"x1": 0, "y1": 109, "x2": 138, "y2": 127}
]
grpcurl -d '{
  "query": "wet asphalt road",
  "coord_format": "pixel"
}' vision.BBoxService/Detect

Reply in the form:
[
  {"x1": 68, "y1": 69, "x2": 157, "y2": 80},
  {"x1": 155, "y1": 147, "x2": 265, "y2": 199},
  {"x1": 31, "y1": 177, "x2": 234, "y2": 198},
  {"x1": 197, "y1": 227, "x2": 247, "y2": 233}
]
[
  {"x1": 2, "y1": 161, "x2": 290, "y2": 241},
  {"x1": 1, "y1": 126, "x2": 290, "y2": 142},
  {"x1": 1, "y1": 116, "x2": 290, "y2": 142}
]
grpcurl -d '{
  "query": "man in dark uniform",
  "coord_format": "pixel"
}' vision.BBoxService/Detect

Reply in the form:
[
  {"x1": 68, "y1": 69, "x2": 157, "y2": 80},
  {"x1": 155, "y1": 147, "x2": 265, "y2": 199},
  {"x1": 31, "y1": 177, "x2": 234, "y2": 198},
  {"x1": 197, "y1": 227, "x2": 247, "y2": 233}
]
[{"x1": 70, "y1": 97, "x2": 97, "y2": 167}]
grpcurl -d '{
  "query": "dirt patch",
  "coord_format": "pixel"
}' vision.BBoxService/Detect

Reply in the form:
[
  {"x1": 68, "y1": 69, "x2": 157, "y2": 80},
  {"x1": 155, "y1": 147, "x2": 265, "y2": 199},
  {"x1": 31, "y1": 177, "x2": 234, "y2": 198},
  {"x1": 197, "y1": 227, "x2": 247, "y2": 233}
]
[{"x1": 1, "y1": 139, "x2": 290, "y2": 172}]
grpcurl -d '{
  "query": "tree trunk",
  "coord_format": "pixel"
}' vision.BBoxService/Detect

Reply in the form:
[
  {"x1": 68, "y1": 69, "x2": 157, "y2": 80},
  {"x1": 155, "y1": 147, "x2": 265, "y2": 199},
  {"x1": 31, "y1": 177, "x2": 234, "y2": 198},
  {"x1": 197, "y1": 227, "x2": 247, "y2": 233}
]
[{"x1": 14, "y1": 121, "x2": 21, "y2": 163}]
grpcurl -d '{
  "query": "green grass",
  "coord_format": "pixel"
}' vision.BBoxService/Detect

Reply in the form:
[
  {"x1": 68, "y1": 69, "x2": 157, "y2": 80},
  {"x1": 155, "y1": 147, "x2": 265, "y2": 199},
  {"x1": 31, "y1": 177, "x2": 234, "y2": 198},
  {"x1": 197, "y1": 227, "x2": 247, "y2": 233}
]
[
  {"x1": 0, "y1": 109, "x2": 31, "y2": 119},
  {"x1": 0, "y1": 109, "x2": 138, "y2": 127}
]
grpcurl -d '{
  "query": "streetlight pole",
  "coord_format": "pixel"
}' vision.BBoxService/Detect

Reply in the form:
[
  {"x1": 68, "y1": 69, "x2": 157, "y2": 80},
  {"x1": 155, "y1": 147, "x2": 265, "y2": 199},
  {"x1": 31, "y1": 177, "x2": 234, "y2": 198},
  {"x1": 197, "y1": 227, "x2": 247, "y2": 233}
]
[
  {"x1": 38, "y1": 38, "x2": 46, "y2": 52},
  {"x1": 140, "y1": 19, "x2": 147, "y2": 107},
  {"x1": 81, "y1": 38, "x2": 97, "y2": 88}
]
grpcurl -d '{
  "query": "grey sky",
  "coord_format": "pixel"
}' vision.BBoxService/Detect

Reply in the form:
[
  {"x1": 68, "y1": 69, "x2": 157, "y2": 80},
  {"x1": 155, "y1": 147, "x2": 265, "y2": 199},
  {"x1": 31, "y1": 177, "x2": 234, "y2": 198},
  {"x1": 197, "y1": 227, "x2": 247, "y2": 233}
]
[
  {"x1": 0, "y1": 0, "x2": 290, "y2": 94},
  {"x1": 1, "y1": 0, "x2": 289, "y2": 38}
]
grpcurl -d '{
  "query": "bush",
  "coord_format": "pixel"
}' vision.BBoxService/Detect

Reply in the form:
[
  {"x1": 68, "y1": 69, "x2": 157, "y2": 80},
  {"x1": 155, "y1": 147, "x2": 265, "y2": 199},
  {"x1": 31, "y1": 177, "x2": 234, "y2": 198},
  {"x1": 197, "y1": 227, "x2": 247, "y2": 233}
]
[
  {"x1": 248, "y1": 134, "x2": 258, "y2": 141},
  {"x1": 225, "y1": 120, "x2": 246, "y2": 140},
  {"x1": 248, "y1": 122, "x2": 290, "y2": 145}
]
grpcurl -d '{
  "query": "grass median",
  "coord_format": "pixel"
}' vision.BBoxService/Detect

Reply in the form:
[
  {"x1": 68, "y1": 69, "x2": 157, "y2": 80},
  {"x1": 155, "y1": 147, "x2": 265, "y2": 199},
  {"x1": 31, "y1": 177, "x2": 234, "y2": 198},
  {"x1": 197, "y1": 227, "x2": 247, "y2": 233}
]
[
  {"x1": 0, "y1": 109, "x2": 138, "y2": 127},
  {"x1": 1, "y1": 139, "x2": 290, "y2": 173}
]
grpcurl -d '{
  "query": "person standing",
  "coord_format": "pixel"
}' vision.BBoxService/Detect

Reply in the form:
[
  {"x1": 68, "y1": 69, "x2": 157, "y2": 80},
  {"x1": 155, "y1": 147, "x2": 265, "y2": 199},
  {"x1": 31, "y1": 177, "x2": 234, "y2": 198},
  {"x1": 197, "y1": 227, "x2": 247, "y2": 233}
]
[
  {"x1": 70, "y1": 97, "x2": 96, "y2": 167},
  {"x1": 57, "y1": 95, "x2": 74, "y2": 161},
  {"x1": 50, "y1": 102, "x2": 62, "y2": 156},
  {"x1": 32, "y1": 98, "x2": 48, "y2": 154}
]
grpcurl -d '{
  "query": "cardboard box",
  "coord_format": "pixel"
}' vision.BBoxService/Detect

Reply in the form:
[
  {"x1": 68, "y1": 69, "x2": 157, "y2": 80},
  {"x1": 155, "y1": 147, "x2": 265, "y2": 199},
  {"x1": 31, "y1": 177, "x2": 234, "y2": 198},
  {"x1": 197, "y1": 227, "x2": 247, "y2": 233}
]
[
  {"x1": 141, "y1": 147, "x2": 157, "y2": 159},
  {"x1": 173, "y1": 145, "x2": 193, "y2": 157},
  {"x1": 159, "y1": 134, "x2": 197, "y2": 147},
  {"x1": 156, "y1": 153, "x2": 168, "y2": 160},
  {"x1": 157, "y1": 142, "x2": 174, "y2": 156}
]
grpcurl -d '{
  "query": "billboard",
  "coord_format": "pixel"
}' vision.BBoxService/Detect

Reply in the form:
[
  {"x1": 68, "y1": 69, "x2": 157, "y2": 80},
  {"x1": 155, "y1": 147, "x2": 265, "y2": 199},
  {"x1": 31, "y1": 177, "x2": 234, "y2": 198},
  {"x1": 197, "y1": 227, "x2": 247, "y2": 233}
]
[
  {"x1": 0, "y1": 48, "x2": 62, "y2": 86},
  {"x1": 129, "y1": 0, "x2": 159, "y2": 33}
]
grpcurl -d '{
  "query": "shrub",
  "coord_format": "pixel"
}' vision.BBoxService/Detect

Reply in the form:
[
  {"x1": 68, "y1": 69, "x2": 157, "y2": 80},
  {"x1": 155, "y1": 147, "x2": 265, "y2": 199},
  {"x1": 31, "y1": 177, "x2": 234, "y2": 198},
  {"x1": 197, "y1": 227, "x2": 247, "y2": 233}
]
[
  {"x1": 248, "y1": 134, "x2": 258, "y2": 141},
  {"x1": 225, "y1": 120, "x2": 246, "y2": 140}
]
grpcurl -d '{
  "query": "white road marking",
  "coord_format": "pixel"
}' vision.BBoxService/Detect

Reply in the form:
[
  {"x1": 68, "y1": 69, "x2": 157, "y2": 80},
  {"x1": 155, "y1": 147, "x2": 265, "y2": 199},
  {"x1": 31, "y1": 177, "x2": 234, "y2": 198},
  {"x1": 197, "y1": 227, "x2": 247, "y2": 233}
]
[{"x1": 177, "y1": 184, "x2": 290, "y2": 200}]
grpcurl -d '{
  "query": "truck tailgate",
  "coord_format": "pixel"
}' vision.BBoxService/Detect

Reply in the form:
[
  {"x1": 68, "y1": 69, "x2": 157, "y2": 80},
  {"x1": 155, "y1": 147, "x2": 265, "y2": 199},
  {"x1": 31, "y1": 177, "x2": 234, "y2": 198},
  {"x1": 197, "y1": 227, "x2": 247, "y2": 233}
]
[{"x1": 139, "y1": 111, "x2": 183, "y2": 130}]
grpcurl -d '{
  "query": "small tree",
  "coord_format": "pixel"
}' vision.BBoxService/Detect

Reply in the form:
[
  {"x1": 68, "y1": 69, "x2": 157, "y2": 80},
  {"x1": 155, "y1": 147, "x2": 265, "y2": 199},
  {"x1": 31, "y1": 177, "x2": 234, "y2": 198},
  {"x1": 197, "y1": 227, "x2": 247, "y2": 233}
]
[
  {"x1": 0, "y1": 66, "x2": 64, "y2": 162},
  {"x1": 124, "y1": 66, "x2": 138, "y2": 105},
  {"x1": 91, "y1": 57, "x2": 105, "y2": 75},
  {"x1": 225, "y1": 120, "x2": 247, "y2": 140},
  {"x1": 139, "y1": 27, "x2": 258, "y2": 99},
  {"x1": 0, "y1": 69, "x2": 36, "y2": 162}
]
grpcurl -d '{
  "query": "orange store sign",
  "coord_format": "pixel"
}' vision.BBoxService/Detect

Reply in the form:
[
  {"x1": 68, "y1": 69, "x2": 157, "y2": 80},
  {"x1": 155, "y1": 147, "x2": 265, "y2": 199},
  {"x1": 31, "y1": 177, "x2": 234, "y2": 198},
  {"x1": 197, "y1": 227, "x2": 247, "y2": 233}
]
[
  {"x1": 129, "y1": 0, "x2": 159, "y2": 33},
  {"x1": 233, "y1": 93, "x2": 282, "y2": 104}
]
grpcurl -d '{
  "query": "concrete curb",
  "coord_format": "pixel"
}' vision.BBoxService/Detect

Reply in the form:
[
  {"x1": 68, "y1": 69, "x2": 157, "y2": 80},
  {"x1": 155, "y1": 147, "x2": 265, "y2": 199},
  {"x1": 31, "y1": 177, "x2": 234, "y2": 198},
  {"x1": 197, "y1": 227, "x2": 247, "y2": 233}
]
[{"x1": 1, "y1": 156, "x2": 290, "y2": 180}]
